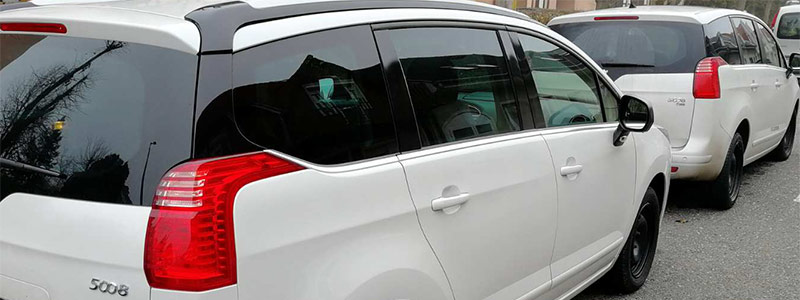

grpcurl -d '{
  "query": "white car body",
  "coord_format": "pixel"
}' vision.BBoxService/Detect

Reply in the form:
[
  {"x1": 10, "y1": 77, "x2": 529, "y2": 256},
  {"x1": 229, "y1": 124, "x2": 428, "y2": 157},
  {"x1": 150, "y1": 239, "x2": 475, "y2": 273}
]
[
  {"x1": 772, "y1": 4, "x2": 800, "y2": 60},
  {"x1": 0, "y1": 1, "x2": 671, "y2": 300},
  {"x1": 551, "y1": 6, "x2": 800, "y2": 182}
]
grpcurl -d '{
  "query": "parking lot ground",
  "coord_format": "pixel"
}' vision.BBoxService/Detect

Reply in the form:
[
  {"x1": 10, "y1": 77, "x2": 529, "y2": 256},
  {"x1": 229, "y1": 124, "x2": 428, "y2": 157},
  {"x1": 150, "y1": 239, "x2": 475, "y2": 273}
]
[{"x1": 577, "y1": 128, "x2": 800, "y2": 300}]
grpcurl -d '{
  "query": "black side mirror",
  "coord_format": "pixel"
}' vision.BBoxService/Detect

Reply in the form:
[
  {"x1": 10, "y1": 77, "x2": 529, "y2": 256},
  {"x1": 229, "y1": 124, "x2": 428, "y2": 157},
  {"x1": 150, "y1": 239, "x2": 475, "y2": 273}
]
[
  {"x1": 787, "y1": 53, "x2": 800, "y2": 78},
  {"x1": 614, "y1": 95, "x2": 654, "y2": 146}
]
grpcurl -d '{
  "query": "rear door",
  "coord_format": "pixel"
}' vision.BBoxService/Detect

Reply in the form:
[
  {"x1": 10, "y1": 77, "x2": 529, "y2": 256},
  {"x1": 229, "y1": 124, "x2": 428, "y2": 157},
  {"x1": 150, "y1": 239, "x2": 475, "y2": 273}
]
[
  {"x1": 0, "y1": 33, "x2": 197, "y2": 299},
  {"x1": 376, "y1": 25, "x2": 559, "y2": 300}
]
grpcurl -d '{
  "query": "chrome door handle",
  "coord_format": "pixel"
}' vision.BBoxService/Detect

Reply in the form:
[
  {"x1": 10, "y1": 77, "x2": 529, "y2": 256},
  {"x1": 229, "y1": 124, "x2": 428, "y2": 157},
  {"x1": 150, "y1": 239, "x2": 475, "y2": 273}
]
[
  {"x1": 431, "y1": 193, "x2": 470, "y2": 211},
  {"x1": 775, "y1": 81, "x2": 783, "y2": 88},
  {"x1": 750, "y1": 82, "x2": 760, "y2": 90},
  {"x1": 560, "y1": 165, "x2": 584, "y2": 176}
]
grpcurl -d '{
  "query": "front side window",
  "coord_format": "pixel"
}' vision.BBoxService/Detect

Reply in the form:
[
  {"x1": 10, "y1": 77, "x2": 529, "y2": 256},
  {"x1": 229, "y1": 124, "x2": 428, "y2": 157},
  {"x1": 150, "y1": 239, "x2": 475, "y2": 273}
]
[
  {"x1": 232, "y1": 26, "x2": 397, "y2": 165},
  {"x1": 731, "y1": 18, "x2": 762, "y2": 64},
  {"x1": 517, "y1": 34, "x2": 603, "y2": 128},
  {"x1": 777, "y1": 13, "x2": 800, "y2": 40},
  {"x1": 0, "y1": 35, "x2": 196, "y2": 205},
  {"x1": 755, "y1": 22, "x2": 782, "y2": 67},
  {"x1": 384, "y1": 27, "x2": 520, "y2": 147},
  {"x1": 705, "y1": 17, "x2": 742, "y2": 64}
]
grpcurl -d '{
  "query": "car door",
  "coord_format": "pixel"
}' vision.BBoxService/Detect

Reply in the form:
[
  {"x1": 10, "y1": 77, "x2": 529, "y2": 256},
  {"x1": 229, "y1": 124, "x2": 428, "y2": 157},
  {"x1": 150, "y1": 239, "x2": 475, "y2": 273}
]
[
  {"x1": 755, "y1": 20, "x2": 796, "y2": 156},
  {"x1": 731, "y1": 17, "x2": 776, "y2": 156},
  {"x1": 512, "y1": 31, "x2": 637, "y2": 296},
  {"x1": 374, "y1": 25, "x2": 559, "y2": 300}
]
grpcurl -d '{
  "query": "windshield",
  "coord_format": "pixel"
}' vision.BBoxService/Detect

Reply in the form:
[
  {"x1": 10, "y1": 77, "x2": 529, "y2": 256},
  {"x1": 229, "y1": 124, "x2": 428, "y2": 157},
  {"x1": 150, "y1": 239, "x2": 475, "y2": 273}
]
[
  {"x1": 550, "y1": 21, "x2": 706, "y2": 80},
  {"x1": 0, "y1": 34, "x2": 196, "y2": 206},
  {"x1": 778, "y1": 13, "x2": 800, "y2": 39}
]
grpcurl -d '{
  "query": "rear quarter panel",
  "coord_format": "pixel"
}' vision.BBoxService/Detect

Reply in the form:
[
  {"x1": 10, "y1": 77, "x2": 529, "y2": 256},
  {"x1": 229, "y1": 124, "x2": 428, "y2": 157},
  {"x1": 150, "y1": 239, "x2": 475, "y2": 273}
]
[{"x1": 232, "y1": 155, "x2": 451, "y2": 300}]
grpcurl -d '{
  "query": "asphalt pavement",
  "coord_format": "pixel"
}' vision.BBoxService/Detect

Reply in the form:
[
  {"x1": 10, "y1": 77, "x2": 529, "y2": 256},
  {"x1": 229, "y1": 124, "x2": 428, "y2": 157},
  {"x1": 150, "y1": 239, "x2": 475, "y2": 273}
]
[{"x1": 576, "y1": 127, "x2": 800, "y2": 300}]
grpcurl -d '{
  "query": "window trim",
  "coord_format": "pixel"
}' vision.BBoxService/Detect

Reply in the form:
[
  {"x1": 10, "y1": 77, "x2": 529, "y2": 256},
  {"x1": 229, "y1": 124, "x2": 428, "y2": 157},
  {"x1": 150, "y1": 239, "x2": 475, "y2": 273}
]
[
  {"x1": 372, "y1": 21, "x2": 530, "y2": 151},
  {"x1": 508, "y1": 28, "x2": 620, "y2": 129}
]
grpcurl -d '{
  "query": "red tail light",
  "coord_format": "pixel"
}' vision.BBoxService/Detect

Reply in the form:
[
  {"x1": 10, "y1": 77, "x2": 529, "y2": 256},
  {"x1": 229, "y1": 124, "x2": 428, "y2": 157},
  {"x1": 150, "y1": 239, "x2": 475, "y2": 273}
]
[
  {"x1": 0, "y1": 23, "x2": 67, "y2": 34},
  {"x1": 594, "y1": 16, "x2": 639, "y2": 21},
  {"x1": 771, "y1": 11, "x2": 779, "y2": 28},
  {"x1": 144, "y1": 152, "x2": 303, "y2": 291},
  {"x1": 693, "y1": 57, "x2": 727, "y2": 99}
]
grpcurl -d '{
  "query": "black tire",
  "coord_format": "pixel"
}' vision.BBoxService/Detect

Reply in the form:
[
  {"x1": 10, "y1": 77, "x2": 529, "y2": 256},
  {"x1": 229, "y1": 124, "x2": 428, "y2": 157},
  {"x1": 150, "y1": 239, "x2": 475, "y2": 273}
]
[
  {"x1": 710, "y1": 133, "x2": 744, "y2": 210},
  {"x1": 767, "y1": 104, "x2": 797, "y2": 162},
  {"x1": 604, "y1": 187, "x2": 660, "y2": 294}
]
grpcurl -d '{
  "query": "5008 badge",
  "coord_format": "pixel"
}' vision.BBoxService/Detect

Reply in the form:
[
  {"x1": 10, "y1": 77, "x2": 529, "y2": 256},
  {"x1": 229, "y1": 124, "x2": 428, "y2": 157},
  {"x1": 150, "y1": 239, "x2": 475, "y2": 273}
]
[{"x1": 90, "y1": 278, "x2": 129, "y2": 296}]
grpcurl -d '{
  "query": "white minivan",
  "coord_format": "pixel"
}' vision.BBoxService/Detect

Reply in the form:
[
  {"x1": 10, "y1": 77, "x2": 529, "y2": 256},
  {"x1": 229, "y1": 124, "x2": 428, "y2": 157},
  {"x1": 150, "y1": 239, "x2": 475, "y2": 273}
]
[
  {"x1": 551, "y1": 6, "x2": 799, "y2": 209},
  {"x1": 0, "y1": 1, "x2": 671, "y2": 299}
]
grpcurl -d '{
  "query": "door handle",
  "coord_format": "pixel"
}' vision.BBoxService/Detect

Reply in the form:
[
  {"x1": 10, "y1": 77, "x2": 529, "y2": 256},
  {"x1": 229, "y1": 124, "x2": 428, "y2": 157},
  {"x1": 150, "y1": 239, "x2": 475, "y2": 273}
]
[
  {"x1": 750, "y1": 82, "x2": 760, "y2": 90},
  {"x1": 560, "y1": 165, "x2": 584, "y2": 176},
  {"x1": 431, "y1": 193, "x2": 470, "y2": 211},
  {"x1": 775, "y1": 80, "x2": 783, "y2": 88}
]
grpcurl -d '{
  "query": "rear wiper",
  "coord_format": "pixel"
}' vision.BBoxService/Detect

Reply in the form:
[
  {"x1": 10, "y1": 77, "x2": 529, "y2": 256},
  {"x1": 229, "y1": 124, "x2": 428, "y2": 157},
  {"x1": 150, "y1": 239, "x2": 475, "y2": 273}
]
[
  {"x1": 600, "y1": 62, "x2": 655, "y2": 68},
  {"x1": 0, "y1": 158, "x2": 66, "y2": 178}
]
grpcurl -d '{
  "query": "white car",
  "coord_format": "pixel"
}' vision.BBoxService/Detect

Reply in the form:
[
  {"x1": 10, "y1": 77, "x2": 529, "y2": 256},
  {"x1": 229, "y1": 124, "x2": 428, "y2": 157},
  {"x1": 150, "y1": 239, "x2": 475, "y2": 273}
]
[
  {"x1": 772, "y1": 4, "x2": 800, "y2": 59},
  {"x1": 550, "y1": 6, "x2": 799, "y2": 209},
  {"x1": 0, "y1": 1, "x2": 671, "y2": 299}
]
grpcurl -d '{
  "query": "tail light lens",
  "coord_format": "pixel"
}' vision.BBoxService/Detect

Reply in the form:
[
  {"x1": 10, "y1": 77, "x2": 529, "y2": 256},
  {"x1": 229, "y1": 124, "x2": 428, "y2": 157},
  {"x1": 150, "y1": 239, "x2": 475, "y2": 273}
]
[
  {"x1": 693, "y1": 57, "x2": 727, "y2": 99},
  {"x1": 144, "y1": 152, "x2": 303, "y2": 291}
]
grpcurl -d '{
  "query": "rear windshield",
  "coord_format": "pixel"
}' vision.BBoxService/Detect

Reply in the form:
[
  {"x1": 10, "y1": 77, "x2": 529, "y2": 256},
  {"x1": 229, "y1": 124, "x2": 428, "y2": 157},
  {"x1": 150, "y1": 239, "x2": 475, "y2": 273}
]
[
  {"x1": 777, "y1": 12, "x2": 800, "y2": 39},
  {"x1": 550, "y1": 21, "x2": 706, "y2": 80},
  {"x1": 0, "y1": 35, "x2": 196, "y2": 206}
]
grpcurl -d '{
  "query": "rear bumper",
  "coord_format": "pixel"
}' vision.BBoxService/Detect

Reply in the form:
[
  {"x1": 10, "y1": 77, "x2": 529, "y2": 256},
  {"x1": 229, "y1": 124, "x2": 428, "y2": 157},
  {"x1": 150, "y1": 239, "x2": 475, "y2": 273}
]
[{"x1": 670, "y1": 101, "x2": 731, "y2": 181}]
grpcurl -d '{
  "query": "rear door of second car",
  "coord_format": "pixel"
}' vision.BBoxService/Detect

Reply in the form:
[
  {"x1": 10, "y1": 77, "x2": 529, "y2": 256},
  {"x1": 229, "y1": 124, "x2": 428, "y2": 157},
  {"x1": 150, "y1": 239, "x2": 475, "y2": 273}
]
[{"x1": 374, "y1": 23, "x2": 559, "y2": 300}]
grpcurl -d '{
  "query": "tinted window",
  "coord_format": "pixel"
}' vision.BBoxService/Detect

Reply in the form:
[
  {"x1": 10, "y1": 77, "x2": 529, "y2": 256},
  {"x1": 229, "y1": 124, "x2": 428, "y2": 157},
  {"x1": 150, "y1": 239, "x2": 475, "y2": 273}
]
[
  {"x1": 0, "y1": 35, "x2": 196, "y2": 206},
  {"x1": 518, "y1": 34, "x2": 603, "y2": 127},
  {"x1": 551, "y1": 21, "x2": 706, "y2": 79},
  {"x1": 756, "y1": 22, "x2": 782, "y2": 67},
  {"x1": 731, "y1": 18, "x2": 762, "y2": 64},
  {"x1": 232, "y1": 26, "x2": 397, "y2": 164},
  {"x1": 777, "y1": 13, "x2": 800, "y2": 39},
  {"x1": 385, "y1": 27, "x2": 520, "y2": 146},
  {"x1": 704, "y1": 17, "x2": 742, "y2": 64}
]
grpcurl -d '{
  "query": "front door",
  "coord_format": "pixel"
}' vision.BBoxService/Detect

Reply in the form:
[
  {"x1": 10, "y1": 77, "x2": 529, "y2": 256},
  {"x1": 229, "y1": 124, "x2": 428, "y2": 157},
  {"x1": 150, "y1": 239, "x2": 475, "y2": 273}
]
[{"x1": 513, "y1": 32, "x2": 637, "y2": 295}]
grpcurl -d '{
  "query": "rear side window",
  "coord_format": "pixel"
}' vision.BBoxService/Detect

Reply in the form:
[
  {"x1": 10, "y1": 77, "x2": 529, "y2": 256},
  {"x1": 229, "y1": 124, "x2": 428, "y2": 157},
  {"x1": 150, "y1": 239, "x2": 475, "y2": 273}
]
[
  {"x1": 731, "y1": 18, "x2": 761, "y2": 64},
  {"x1": 517, "y1": 34, "x2": 603, "y2": 127},
  {"x1": 550, "y1": 21, "x2": 706, "y2": 79},
  {"x1": 0, "y1": 35, "x2": 196, "y2": 206},
  {"x1": 232, "y1": 26, "x2": 397, "y2": 164},
  {"x1": 704, "y1": 17, "x2": 742, "y2": 64},
  {"x1": 777, "y1": 13, "x2": 800, "y2": 39},
  {"x1": 384, "y1": 27, "x2": 520, "y2": 146},
  {"x1": 755, "y1": 22, "x2": 782, "y2": 67}
]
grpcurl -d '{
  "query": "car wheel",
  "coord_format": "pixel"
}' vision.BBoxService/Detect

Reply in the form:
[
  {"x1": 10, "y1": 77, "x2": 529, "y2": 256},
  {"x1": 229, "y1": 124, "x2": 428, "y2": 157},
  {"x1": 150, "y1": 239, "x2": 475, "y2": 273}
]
[
  {"x1": 767, "y1": 105, "x2": 797, "y2": 162},
  {"x1": 710, "y1": 133, "x2": 744, "y2": 210},
  {"x1": 604, "y1": 187, "x2": 660, "y2": 294}
]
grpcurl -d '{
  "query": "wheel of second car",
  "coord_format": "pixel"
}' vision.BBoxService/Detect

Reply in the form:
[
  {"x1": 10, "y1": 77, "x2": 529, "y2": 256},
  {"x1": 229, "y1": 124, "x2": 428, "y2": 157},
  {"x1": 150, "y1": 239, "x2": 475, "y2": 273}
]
[
  {"x1": 603, "y1": 187, "x2": 660, "y2": 294},
  {"x1": 710, "y1": 132, "x2": 745, "y2": 210},
  {"x1": 767, "y1": 104, "x2": 797, "y2": 162}
]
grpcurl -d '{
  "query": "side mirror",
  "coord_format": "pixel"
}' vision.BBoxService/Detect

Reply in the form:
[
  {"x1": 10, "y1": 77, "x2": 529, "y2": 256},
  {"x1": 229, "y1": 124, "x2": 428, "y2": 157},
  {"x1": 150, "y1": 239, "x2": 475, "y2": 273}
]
[
  {"x1": 614, "y1": 95, "x2": 654, "y2": 146},
  {"x1": 787, "y1": 53, "x2": 800, "y2": 78}
]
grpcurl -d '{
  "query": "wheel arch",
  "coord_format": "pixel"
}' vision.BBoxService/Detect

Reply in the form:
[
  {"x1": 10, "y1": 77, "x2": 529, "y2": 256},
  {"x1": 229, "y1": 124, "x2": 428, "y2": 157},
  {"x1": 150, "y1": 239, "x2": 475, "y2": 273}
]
[
  {"x1": 647, "y1": 173, "x2": 667, "y2": 214},
  {"x1": 735, "y1": 119, "x2": 750, "y2": 153}
]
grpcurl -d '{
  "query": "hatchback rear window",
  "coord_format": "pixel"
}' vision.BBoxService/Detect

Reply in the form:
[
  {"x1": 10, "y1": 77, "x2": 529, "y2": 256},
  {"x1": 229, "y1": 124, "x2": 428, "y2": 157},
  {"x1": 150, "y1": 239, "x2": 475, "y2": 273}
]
[
  {"x1": 551, "y1": 21, "x2": 706, "y2": 80},
  {"x1": 777, "y1": 12, "x2": 800, "y2": 39},
  {"x1": 0, "y1": 35, "x2": 196, "y2": 206}
]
